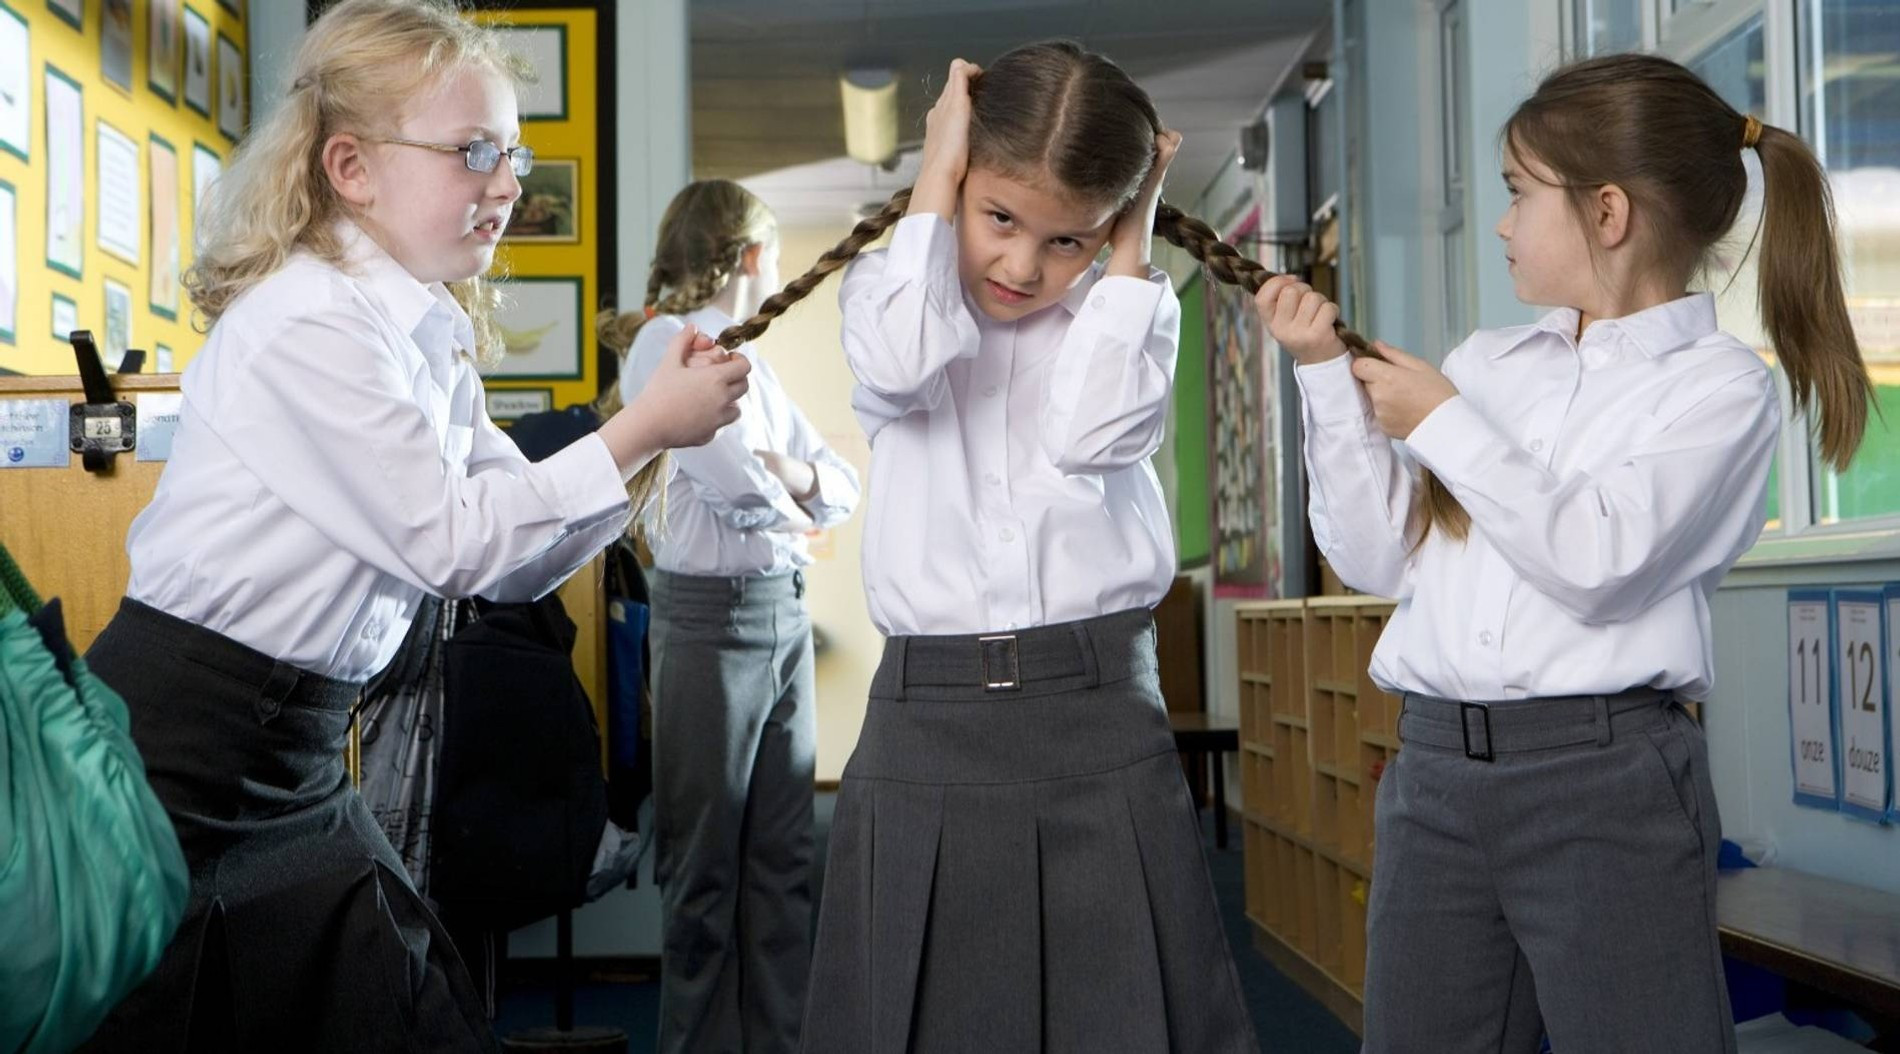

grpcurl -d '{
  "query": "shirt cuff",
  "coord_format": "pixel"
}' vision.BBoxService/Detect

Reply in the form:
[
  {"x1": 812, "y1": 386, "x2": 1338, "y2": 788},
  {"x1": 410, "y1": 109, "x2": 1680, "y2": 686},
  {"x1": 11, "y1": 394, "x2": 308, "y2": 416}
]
[
  {"x1": 539, "y1": 433, "x2": 634, "y2": 526},
  {"x1": 883, "y1": 213, "x2": 961, "y2": 294},
  {"x1": 806, "y1": 458, "x2": 856, "y2": 516},
  {"x1": 1077, "y1": 273, "x2": 1167, "y2": 335},
  {"x1": 1294, "y1": 354, "x2": 1371, "y2": 425},
  {"x1": 1402, "y1": 394, "x2": 1505, "y2": 486}
]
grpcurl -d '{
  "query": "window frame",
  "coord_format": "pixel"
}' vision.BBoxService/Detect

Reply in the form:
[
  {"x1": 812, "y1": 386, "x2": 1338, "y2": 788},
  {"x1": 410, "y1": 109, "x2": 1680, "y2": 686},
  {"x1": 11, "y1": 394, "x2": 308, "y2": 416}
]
[{"x1": 1562, "y1": 0, "x2": 1900, "y2": 562}]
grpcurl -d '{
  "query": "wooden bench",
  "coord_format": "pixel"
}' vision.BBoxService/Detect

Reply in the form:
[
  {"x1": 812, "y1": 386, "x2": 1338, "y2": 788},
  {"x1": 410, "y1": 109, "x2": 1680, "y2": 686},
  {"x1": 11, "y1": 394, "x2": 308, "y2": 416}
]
[
  {"x1": 1717, "y1": 866, "x2": 1900, "y2": 1026},
  {"x1": 1168, "y1": 711, "x2": 1239, "y2": 850}
]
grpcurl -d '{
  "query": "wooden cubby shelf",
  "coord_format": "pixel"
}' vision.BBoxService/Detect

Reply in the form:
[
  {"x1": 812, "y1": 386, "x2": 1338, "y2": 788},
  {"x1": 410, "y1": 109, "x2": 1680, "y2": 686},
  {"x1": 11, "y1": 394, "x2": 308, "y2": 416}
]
[{"x1": 1236, "y1": 596, "x2": 1401, "y2": 1035}]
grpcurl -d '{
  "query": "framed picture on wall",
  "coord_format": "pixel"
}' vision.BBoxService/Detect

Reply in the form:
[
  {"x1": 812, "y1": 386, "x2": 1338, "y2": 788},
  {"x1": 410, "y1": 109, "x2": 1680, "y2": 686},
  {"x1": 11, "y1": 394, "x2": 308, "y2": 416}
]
[
  {"x1": 103, "y1": 278, "x2": 132, "y2": 369},
  {"x1": 44, "y1": 66, "x2": 83, "y2": 279},
  {"x1": 182, "y1": 6, "x2": 211, "y2": 117},
  {"x1": 0, "y1": 179, "x2": 16, "y2": 345},
  {"x1": 503, "y1": 158, "x2": 577, "y2": 243},
  {"x1": 216, "y1": 33, "x2": 245, "y2": 141},
  {"x1": 150, "y1": 134, "x2": 181, "y2": 319},
  {"x1": 47, "y1": 0, "x2": 81, "y2": 32},
  {"x1": 51, "y1": 292, "x2": 77, "y2": 340},
  {"x1": 101, "y1": 0, "x2": 133, "y2": 93},
  {"x1": 493, "y1": 25, "x2": 567, "y2": 120},
  {"x1": 149, "y1": 0, "x2": 180, "y2": 103},
  {"x1": 491, "y1": 277, "x2": 582, "y2": 380},
  {"x1": 96, "y1": 119, "x2": 141, "y2": 266},
  {"x1": 0, "y1": 3, "x2": 28, "y2": 162},
  {"x1": 154, "y1": 343, "x2": 173, "y2": 372},
  {"x1": 191, "y1": 140, "x2": 220, "y2": 241}
]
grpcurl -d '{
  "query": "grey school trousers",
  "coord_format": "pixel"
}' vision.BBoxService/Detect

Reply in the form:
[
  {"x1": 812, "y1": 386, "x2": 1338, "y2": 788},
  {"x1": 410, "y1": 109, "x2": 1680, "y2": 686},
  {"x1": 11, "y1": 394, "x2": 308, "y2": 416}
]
[
  {"x1": 650, "y1": 569, "x2": 816, "y2": 1054},
  {"x1": 1362, "y1": 691, "x2": 1735, "y2": 1054}
]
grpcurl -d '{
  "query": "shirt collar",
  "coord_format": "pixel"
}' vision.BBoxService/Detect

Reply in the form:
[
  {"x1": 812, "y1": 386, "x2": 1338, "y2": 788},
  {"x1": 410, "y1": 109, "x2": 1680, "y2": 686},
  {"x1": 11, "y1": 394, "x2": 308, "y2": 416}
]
[
  {"x1": 335, "y1": 220, "x2": 475, "y2": 359},
  {"x1": 1489, "y1": 293, "x2": 1718, "y2": 360}
]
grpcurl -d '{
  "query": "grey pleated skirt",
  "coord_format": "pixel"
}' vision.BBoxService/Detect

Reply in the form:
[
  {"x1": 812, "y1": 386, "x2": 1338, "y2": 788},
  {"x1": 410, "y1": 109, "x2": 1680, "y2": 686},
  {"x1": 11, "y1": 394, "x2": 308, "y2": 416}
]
[{"x1": 801, "y1": 608, "x2": 1258, "y2": 1053}]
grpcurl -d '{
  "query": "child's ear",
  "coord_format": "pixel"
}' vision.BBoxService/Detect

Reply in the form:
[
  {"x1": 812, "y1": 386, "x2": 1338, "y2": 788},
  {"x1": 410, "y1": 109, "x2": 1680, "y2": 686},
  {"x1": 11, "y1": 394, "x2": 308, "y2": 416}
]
[
  {"x1": 322, "y1": 132, "x2": 375, "y2": 208},
  {"x1": 741, "y1": 242, "x2": 764, "y2": 278},
  {"x1": 1593, "y1": 182, "x2": 1633, "y2": 250}
]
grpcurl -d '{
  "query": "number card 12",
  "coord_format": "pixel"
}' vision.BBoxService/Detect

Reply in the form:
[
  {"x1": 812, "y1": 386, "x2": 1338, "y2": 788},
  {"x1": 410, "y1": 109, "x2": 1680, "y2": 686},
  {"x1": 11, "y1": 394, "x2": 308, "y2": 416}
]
[
  {"x1": 1787, "y1": 589, "x2": 1839, "y2": 810},
  {"x1": 1835, "y1": 590, "x2": 1889, "y2": 823}
]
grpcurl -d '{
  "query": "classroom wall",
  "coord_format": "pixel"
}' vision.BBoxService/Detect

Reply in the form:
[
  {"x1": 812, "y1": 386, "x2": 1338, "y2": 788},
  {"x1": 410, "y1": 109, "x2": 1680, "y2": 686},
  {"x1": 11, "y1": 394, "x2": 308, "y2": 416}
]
[
  {"x1": 752, "y1": 222, "x2": 879, "y2": 785},
  {"x1": 0, "y1": 0, "x2": 249, "y2": 376},
  {"x1": 1711, "y1": 561, "x2": 1900, "y2": 894}
]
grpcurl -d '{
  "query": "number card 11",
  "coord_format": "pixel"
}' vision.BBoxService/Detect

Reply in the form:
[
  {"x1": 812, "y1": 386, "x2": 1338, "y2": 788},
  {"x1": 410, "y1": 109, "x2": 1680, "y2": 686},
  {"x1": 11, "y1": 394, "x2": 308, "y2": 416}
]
[
  {"x1": 1787, "y1": 590, "x2": 1839, "y2": 810},
  {"x1": 1835, "y1": 589, "x2": 1890, "y2": 822}
]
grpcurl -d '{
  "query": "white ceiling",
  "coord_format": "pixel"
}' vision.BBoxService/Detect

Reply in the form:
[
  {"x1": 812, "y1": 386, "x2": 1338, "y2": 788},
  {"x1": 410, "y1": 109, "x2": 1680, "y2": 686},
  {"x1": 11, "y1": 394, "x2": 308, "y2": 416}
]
[{"x1": 690, "y1": 0, "x2": 1329, "y2": 227}]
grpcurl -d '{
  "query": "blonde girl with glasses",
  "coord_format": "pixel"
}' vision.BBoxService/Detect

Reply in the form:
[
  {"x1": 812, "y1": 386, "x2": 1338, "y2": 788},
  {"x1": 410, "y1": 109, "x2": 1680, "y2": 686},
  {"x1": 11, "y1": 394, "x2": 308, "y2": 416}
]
[{"x1": 77, "y1": 2, "x2": 747, "y2": 1049}]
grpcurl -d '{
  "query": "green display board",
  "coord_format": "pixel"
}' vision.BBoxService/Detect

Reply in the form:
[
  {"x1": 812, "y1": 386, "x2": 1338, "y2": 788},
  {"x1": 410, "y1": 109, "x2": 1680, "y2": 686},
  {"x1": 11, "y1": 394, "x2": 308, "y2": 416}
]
[{"x1": 1174, "y1": 274, "x2": 1210, "y2": 567}]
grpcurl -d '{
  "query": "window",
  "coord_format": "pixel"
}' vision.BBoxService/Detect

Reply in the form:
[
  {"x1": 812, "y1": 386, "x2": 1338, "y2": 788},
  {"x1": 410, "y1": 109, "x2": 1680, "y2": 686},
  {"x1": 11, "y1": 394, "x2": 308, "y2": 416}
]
[
  {"x1": 1687, "y1": 17, "x2": 1777, "y2": 526},
  {"x1": 1438, "y1": 0, "x2": 1472, "y2": 352},
  {"x1": 1799, "y1": 0, "x2": 1900, "y2": 526},
  {"x1": 1574, "y1": 0, "x2": 1646, "y2": 55}
]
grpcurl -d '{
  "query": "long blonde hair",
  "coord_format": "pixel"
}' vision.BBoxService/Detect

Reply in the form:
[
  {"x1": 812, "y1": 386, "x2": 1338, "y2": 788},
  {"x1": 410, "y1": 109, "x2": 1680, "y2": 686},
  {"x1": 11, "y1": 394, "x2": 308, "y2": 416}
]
[
  {"x1": 598, "y1": 180, "x2": 778, "y2": 525},
  {"x1": 185, "y1": 0, "x2": 529, "y2": 365}
]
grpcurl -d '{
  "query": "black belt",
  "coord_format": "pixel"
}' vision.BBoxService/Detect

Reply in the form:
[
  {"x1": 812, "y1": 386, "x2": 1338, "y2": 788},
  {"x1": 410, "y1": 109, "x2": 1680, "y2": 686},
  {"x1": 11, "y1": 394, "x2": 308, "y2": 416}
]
[{"x1": 873, "y1": 608, "x2": 1155, "y2": 698}]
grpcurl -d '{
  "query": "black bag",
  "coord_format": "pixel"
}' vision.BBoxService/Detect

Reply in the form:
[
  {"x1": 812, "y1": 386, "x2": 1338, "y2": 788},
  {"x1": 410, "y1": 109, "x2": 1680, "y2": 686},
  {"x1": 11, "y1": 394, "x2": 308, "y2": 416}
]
[{"x1": 429, "y1": 597, "x2": 609, "y2": 932}]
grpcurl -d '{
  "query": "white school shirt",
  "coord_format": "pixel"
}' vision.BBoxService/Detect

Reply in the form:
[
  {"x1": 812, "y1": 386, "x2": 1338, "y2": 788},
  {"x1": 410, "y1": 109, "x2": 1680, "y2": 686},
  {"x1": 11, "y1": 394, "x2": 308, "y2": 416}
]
[
  {"x1": 839, "y1": 213, "x2": 1180, "y2": 638},
  {"x1": 125, "y1": 223, "x2": 634, "y2": 682},
  {"x1": 619, "y1": 306, "x2": 861, "y2": 577},
  {"x1": 1296, "y1": 292, "x2": 1778, "y2": 702}
]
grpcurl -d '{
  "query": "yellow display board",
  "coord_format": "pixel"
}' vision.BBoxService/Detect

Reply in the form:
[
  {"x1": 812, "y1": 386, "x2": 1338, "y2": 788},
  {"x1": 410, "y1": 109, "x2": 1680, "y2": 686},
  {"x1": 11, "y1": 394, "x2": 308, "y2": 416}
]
[
  {"x1": 0, "y1": 0, "x2": 247, "y2": 376},
  {"x1": 475, "y1": 6, "x2": 604, "y2": 414}
]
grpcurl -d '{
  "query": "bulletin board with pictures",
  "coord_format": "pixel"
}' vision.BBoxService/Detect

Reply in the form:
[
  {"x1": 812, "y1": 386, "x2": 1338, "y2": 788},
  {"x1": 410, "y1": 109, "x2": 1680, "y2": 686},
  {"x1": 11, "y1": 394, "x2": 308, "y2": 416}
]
[
  {"x1": 0, "y1": 0, "x2": 247, "y2": 377},
  {"x1": 1206, "y1": 207, "x2": 1285, "y2": 599},
  {"x1": 466, "y1": 3, "x2": 615, "y2": 419}
]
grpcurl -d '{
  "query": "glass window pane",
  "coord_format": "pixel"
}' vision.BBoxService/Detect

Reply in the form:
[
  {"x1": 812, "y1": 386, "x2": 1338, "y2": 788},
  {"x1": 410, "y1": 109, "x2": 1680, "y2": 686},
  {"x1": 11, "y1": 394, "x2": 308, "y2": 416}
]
[
  {"x1": 1576, "y1": 0, "x2": 1644, "y2": 56},
  {"x1": 1801, "y1": 0, "x2": 1900, "y2": 525},
  {"x1": 1689, "y1": 18, "x2": 1780, "y2": 529}
]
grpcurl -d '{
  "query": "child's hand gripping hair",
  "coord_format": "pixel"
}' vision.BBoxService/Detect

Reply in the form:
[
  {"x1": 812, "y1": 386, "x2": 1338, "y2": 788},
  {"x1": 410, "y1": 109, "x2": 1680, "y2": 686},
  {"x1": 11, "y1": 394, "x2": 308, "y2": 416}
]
[
  {"x1": 1108, "y1": 128, "x2": 1185, "y2": 278},
  {"x1": 910, "y1": 58, "x2": 981, "y2": 223},
  {"x1": 1254, "y1": 276, "x2": 1457, "y2": 441},
  {"x1": 598, "y1": 324, "x2": 751, "y2": 472}
]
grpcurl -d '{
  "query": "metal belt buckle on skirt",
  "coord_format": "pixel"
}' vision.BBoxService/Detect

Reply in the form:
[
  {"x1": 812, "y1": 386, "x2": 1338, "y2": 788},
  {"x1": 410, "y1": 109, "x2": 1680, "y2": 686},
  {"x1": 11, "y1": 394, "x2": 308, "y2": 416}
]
[{"x1": 979, "y1": 634, "x2": 1021, "y2": 691}]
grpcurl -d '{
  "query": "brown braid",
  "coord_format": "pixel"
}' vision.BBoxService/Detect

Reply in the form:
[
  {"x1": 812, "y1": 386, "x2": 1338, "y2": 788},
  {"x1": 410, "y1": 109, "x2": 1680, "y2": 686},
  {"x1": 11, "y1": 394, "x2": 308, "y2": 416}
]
[
  {"x1": 714, "y1": 187, "x2": 915, "y2": 350},
  {"x1": 719, "y1": 187, "x2": 1466, "y2": 546},
  {"x1": 1153, "y1": 203, "x2": 1468, "y2": 543}
]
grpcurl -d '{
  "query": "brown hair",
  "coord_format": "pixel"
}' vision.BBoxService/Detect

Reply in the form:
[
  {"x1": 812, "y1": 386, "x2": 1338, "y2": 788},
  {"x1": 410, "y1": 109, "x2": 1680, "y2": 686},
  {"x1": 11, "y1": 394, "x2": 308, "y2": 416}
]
[
  {"x1": 597, "y1": 179, "x2": 776, "y2": 523},
  {"x1": 711, "y1": 41, "x2": 1368, "y2": 355},
  {"x1": 1453, "y1": 51, "x2": 1871, "y2": 543}
]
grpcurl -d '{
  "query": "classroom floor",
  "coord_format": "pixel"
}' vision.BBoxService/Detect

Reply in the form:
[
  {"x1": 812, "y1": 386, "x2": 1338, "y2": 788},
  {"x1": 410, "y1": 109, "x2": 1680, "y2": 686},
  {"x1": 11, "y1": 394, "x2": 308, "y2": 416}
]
[{"x1": 493, "y1": 790, "x2": 1360, "y2": 1053}]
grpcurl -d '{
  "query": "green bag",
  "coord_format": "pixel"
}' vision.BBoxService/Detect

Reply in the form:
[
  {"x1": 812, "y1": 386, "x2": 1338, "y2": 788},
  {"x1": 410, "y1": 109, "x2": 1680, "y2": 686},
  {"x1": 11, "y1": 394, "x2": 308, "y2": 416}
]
[{"x1": 0, "y1": 543, "x2": 188, "y2": 1054}]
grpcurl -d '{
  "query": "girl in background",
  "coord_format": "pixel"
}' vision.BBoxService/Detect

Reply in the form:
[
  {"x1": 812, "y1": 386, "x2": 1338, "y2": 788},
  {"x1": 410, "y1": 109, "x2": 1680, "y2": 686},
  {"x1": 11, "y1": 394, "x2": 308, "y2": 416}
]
[{"x1": 600, "y1": 179, "x2": 860, "y2": 1054}]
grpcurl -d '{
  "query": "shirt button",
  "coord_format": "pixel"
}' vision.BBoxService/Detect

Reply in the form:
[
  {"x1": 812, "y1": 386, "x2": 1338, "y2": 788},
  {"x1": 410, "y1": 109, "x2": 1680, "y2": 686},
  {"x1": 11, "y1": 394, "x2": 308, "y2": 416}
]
[
  {"x1": 1529, "y1": 438, "x2": 1545, "y2": 453},
  {"x1": 1478, "y1": 630, "x2": 1494, "y2": 646},
  {"x1": 984, "y1": 385, "x2": 1000, "y2": 398},
  {"x1": 1091, "y1": 295, "x2": 1106, "y2": 310},
  {"x1": 1000, "y1": 528, "x2": 1016, "y2": 543},
  {"x1": 985, "y1": 472, "x2": 1001, "y2": 486}
]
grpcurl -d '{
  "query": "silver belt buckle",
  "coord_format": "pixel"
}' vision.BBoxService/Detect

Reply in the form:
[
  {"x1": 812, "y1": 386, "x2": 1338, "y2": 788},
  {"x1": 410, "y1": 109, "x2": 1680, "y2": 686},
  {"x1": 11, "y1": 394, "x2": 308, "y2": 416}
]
[{"x1": 979, "y1": 634, "x2": 1021, "y2": 691}]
